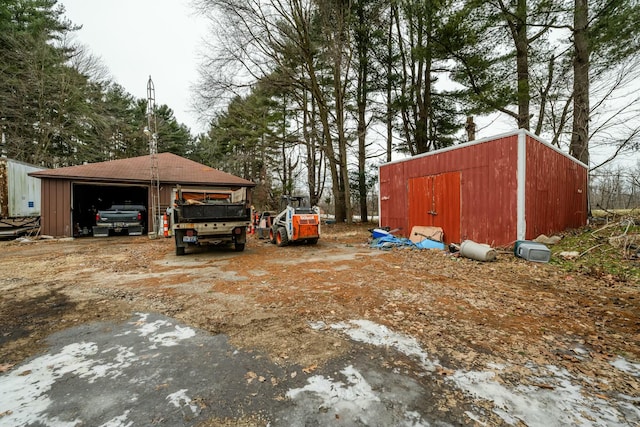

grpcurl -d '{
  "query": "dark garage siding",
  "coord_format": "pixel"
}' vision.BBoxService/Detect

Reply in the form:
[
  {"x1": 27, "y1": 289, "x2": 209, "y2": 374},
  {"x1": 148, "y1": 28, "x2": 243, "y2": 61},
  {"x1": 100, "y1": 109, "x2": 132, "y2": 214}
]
[
  {"x1": 31, "y1": 153, "x2": 255, "y2": 237},
  {"x1": 42, "y1": 179, "x2": 72, "y2": 237}
]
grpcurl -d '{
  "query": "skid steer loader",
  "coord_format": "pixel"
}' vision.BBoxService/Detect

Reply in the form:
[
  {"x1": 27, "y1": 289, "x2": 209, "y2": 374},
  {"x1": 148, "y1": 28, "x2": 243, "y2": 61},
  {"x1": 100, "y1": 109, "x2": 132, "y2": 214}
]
[{"x1": 269, "y1": 196, "x2": 320, "y2": 247}]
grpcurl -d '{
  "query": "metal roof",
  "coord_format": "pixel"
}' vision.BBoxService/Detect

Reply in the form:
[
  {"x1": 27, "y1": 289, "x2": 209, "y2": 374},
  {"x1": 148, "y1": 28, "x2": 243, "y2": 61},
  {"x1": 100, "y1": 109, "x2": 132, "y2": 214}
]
[
  {"x1": 380, "y1": 129, "x2": 588, "y2": 170},
  {"x1": 29, "y1": 153, "x2": 255, "y2": 187}
]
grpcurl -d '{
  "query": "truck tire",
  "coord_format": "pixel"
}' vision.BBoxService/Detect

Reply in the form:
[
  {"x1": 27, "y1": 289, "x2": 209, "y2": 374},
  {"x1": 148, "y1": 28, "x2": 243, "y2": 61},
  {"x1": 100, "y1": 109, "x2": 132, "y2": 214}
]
[
  {"x1": 269, "y1": 228, "x2": 277, "y2": 244},
  {"x1": 276, "y1": 227, "x2": 289, "y2": 247},
  {"x1": 176, "y1": 246, "x2": 185, "y2": 256},
  {"x1": 307, "y1": 238, "x2": 318, "y2": 245},
  {"x1": 234, "y1": 243, "x2": 245, "y2": 252}
]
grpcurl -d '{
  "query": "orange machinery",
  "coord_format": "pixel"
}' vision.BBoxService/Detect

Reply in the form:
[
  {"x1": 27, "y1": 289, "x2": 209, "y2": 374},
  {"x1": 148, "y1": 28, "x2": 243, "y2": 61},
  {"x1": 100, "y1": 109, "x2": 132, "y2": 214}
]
[{"x1": 268, "y1": 196, "x2": 320, "y2": 247}]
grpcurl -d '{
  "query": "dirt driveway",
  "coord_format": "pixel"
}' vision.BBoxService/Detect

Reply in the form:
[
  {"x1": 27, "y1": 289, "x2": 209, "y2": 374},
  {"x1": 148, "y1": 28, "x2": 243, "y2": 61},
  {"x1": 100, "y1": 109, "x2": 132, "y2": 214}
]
[{"x1": 0, "y1": 225, "x2": 639, "y2": 426}]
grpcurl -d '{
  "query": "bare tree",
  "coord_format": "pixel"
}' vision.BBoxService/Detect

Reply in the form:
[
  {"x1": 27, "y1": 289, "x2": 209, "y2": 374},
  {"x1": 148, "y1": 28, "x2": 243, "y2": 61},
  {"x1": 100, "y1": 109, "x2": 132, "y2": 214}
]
[
  {"x1": 194, "y1": 0, "x2": 355, "y2": 222},
  {"x1": 590, "y1": 165, "x2": 640, "y2": 211}
]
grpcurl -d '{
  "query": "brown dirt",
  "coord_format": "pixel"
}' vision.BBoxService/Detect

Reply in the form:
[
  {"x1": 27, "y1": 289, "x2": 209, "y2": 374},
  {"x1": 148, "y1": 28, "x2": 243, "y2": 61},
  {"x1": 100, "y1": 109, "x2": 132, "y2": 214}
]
[{"x1": 1, "y1": 224, "x2": 639, "y2": 398}]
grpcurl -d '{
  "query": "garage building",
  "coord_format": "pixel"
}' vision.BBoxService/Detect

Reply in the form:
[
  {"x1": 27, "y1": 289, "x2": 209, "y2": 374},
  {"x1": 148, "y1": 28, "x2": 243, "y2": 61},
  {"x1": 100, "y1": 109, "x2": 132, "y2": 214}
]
[
  {"x1": 379, "y1": 129, "x2": 588, "y2": 246},
  {"x1": 29, "y1": 153, "x2": 255, "y2": 237}
]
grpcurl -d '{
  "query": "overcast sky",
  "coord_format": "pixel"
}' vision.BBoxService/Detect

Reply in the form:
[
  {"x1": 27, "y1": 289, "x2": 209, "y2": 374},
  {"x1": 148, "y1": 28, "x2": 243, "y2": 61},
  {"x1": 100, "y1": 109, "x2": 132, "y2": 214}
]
[
  {"x1": 60, "y1": 0, "x2": 208, "y2": 134},
  {"x1": 57, "y1": 1, "x2": 635, "y2": 169}
]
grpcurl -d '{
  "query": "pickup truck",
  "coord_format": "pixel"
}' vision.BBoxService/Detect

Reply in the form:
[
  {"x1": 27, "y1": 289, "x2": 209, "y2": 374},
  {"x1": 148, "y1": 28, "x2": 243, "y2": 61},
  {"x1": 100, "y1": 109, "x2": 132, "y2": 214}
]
[
  {"x1": 92, "y1": 204, "x2": 146, "y2": 237},
  {"x1": 171, "y1": 186, "x2": 250, "y2": 255}
]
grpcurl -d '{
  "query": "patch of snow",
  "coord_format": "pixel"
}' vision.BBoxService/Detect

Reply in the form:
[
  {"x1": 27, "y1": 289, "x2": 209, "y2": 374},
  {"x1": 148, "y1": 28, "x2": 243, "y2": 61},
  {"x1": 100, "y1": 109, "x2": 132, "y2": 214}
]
[
  {"x1": 133, "y1": 312, "x2": 150, "y2": 323},
  {"x1": 450, "y1": 350, "x2": 640, "y2": 426},
  {"x1": 98, "y1": 410, "x2": 133, "y2": 427},
  {"x1": 136, "y1": 319, "x2": 170, "y2": 337},
  {"x1": 0, "y1": 341, "x2": 98, "y2": 427},
  {"x1": 464, "y1": 410, "x2": 487, "y2": 426},
  {"x1": 130, "y1": 313, "x2": 196, "y2": 348},
  {"x1": 166, "y1": 389, "x2": 200, "y2": 416},
  {"x1": 286, "y1": 365, "x2": 379, "y2": 407},
  {"x1": 330, "y1": 320, "x2": 437, "y2": 371},
  {"x1": 0, "y1": 313, "x2": 196, "y2": 427},
  {"x1": 573, "y1": 346, "x2": 589, "y2": 356},
  {"x1": 326, "y1": 319, "x2": 640, "y2": 426},
  {"x1": 152, "y1": 325, "x2": 196, "y2": 347},
  {"x1": 401, "y1": 411, "x2": 431, "y2": 427},
  {"x1": 307, "y1": 321, "x2": 327, "y2": 331},
  {"x1": 89, "y1": 345, "x2": 137, "y2": 382},
  {"x1": 286, "y1": 365, "x2": 429, "y2": 426},
  {"x1": 486, "y1": 362, "x2": 506, "y2": 370},
  {"x1": 610, "y1": 356, "x2": 640, "y2": 377}
]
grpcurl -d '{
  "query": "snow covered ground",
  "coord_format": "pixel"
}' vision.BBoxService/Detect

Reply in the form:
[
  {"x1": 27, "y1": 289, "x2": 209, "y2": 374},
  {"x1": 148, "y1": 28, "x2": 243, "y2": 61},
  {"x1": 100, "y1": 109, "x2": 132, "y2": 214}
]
[{"x1": 305, "y1": 319, "x2": 640, "y2": 426}]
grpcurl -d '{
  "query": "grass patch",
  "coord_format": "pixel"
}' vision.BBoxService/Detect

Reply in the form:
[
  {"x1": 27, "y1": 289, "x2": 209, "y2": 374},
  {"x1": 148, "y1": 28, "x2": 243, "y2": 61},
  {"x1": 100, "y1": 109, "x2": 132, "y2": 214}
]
[{"x1": 550, "y1": 217, "x2": 640, "y2": 284}]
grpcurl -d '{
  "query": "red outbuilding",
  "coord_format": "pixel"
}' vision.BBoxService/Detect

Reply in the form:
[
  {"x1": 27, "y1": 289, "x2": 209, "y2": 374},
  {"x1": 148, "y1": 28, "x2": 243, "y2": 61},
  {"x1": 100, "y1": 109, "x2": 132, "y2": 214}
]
[{"x1": 378, "y1": 130, "x2": 588, "y2": 247}]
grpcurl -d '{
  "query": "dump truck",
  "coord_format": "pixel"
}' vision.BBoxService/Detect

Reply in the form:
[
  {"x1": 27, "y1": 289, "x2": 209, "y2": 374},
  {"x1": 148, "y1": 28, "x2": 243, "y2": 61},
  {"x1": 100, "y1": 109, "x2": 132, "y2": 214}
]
[
  {"x1": 170, "y1": 185, "x2": 251, "y2": 255},
  {"x1": 269, "y1": 195, "x2": 320, "y2": 247}
]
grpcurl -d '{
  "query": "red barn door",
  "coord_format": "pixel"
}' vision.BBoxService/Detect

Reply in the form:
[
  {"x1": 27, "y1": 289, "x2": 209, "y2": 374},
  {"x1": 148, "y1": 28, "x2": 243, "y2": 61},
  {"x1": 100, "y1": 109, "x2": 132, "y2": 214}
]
[{"x1": 408, "y1": 172, "x2": 461, "y2": 243}]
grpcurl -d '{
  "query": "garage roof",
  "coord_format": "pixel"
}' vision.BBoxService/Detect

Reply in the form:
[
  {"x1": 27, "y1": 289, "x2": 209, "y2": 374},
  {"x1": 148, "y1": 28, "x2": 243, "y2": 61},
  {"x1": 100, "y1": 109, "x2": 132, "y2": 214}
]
[{"x1": 29, "y1": 153, "x2": 255, "y2": 187}]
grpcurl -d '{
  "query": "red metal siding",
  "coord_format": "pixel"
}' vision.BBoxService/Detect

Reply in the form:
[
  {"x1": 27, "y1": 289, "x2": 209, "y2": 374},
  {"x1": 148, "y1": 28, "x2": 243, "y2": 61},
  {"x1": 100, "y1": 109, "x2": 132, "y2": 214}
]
[
  {"x1": 408, "y1": 173, "x2": 461, "y2": 243},
  {"x1": 379, "y1": 162, "x2": 407, "y2": 232},
  {"x1": 380, "y1": 135, "x2": 519, "y2": 245},
  {"x1": 524, "y1": 136, "x2": 588, "y2": 239},
  {"x1": 380, "y1": 132, "x2": 588, "y2": 247},
  {"x1": 408, "y1": 176, "x2": 431, "y2": 228}
]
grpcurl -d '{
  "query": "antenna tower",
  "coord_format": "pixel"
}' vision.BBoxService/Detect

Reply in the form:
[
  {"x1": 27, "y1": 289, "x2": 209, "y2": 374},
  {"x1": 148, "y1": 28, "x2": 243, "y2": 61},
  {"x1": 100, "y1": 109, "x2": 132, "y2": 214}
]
[{"x1": 146, "y1": 76, "x2": 161, "y2": 237}]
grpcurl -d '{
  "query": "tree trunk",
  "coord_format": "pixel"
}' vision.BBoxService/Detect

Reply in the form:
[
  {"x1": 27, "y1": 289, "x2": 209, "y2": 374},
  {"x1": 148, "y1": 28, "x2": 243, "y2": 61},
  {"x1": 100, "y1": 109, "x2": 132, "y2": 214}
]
[
  {"x1": 515, "y1": 0, "x2": 530, "y2": 130},
  {"x1": 302, "y1": 89, "x2": 324, "y2": 208},
  {"x1": 330, "y1": 1, "x2": 351, "y2": 223},
  {"x1": 357, "y1": 74, "x2": 369, "y2": 222},
  {"x1": 570, "y1": 0, "x2": 589, "y2": 165},
  {"x1": 335, "y1": 72, "x2": 351, "y2": 223},
  {"x1": 356, "y1": 0, "x2": 369, "y2": 223},
  {"x1": 307, "y1": 67, "x2": 344, "y2": 222},
  {"x1": 385, "y1": 3, "x2": 396, "y2": 163},
  {"x1": 413, "y1": 12, "x2": 429, "y2": 154},
  {"x1": 498, "y1": 0, "x2": 531, "y2": 130}
]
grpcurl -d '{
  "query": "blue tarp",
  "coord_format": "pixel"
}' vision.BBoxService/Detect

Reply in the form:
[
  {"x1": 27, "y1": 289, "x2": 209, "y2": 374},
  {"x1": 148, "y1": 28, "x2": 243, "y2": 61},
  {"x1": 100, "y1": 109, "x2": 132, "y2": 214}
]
[{"x1": 370, "y1": 234, "x2": 446, "y2": 251}]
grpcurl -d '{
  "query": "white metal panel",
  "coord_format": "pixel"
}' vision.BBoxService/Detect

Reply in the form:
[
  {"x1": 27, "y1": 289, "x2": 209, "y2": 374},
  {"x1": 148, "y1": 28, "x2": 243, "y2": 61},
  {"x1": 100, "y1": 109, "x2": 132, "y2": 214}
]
[
  {"x1": 516, "y1": 130, "x2": 526, "y2": 241},
  {"x1": 1, "y1": 158, "x2": 46, "y2": 217}
]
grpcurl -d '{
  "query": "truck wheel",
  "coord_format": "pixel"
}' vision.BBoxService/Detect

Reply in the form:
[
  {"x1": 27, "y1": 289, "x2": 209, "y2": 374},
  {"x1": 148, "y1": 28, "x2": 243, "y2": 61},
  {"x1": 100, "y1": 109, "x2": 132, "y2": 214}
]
[
  {"x1": 176, "y1": 246, "x2": 185, "y2": 256},
  {"x1": 307, "y1": 238, "x2": 318, "y2": 245},
  {"x1": 276, "y1": 227, "x2": 289, "y2": 247},
  {"x1": 269, "y1": 228, "x2": 277, "y2": 244},
  {"x1": 234, "y1": 243, "x2": 245, "y2": 252}
]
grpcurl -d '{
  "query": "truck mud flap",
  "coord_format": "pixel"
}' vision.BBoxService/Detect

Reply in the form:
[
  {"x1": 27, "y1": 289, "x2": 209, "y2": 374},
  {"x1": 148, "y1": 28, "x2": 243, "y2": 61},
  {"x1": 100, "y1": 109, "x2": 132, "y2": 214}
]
[
  {"x1": 128, "y1": 226, "x2": 143, "y2": 236},
  {"x1": 92, "y1": 226, "x2": 109, "y2": 237}
]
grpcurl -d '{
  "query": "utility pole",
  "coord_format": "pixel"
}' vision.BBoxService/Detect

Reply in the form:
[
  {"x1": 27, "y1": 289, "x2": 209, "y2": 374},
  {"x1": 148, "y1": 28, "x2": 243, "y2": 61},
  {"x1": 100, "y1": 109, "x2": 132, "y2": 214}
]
[{"x1": 145, "y1": 76, "x2": 161, "y2": 238}]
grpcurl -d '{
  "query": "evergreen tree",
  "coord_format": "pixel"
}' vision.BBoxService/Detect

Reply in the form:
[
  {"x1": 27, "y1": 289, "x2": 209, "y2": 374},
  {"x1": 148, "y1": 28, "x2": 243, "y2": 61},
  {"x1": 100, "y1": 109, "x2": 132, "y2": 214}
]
[
  {"x1": 0, "y1": 0, "x2": 78, "y2": 165},
  {"x1": 0, "y1": 0, "x2": 195, "y2": 167},
  {"x1": 155, "y1": 104, "x2": 193, "y2": 157},
  {"x1": 394, "y1": 0, "x2": 462, "y2": 155}
]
